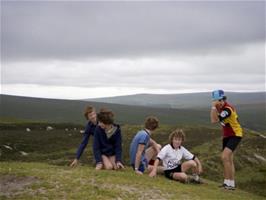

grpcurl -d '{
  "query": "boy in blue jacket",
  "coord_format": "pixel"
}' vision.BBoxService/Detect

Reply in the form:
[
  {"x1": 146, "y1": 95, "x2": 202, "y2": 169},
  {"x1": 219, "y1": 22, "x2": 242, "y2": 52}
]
[
  {"x1": 93, "y1": 108, "x2": 124, "y2": 170},
  {"x1": 70, "y1": 106, "x2": 97, "y2": 167}
]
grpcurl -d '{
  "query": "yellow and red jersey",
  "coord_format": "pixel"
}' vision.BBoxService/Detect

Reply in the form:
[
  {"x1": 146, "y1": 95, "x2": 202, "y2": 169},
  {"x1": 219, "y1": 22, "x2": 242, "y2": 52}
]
[{"x1": 218, "y1": 102, "x2": 243, "y2": 138}]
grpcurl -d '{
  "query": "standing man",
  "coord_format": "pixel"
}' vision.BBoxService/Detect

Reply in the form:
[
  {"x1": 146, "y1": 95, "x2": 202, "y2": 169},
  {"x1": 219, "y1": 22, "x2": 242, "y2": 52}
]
[
  {"x1": 210, "y1": 90, "x2": 243, "y2": 190},
  {"x1": 70, "y1": 106, "x2": 97, "y2": 167}
]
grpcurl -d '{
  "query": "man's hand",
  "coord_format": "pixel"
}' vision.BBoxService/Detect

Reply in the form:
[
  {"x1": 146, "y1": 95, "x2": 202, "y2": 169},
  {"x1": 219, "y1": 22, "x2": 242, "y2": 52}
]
[
  {"x1": 95, "y1": 163, "x2": 103, "y2": 170},
  {"x1": 70, "y1": 159, "x2": 78, "y2": 168},
  {"x1": 212, "y1": 100, "x2": 219, "y2": 107}
]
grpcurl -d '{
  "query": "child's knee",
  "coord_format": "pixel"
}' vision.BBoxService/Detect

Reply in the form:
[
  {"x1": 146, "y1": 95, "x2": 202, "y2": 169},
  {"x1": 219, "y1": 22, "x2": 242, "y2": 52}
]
[
  {"x1": 104, "y1": 164, "x2": 114, "y2": 170},
  {"x1": 188, "y1": 160, "x2": 197, "y2": 168},
  {"x1": 186, "y1": 160, "x2": 197, "y2": 168},
  {"x1": 179, "y1": 173, "x2": 188, "y2": 182},
  {"x1": 221, "y1": 154, "x2": 230, "y2": 162}
]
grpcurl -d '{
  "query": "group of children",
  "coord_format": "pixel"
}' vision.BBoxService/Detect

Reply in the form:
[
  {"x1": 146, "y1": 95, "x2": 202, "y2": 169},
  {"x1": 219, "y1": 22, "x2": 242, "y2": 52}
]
[
  {"x1": 70, "y1": 90, "x2": 243, "y2": 190},
  {"x1": 70, "y1": 106, "x2": 203, "y2": 184}
]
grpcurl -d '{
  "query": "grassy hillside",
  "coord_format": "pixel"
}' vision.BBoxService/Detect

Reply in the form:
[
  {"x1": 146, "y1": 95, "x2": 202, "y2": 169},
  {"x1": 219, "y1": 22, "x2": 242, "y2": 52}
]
[
  {"x1": 0, "y1": 94, "x2": 213, "y2": 127},
  {"x1": 1, "y1": 123, "x2": 266, "y2": 198},
  {"x1": 0, "y1": 94, "x2": 265, "y2": 131},
  {"x1": 0, "y1": 162, "x2": 263, "y2": 200}
]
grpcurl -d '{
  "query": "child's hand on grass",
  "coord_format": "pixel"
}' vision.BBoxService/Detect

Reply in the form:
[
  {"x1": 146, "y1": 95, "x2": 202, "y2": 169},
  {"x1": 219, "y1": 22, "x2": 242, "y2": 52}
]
[
  {"x1": 70, "y1": 159, "x2": 78, "y2": 168},
  {"x1": 95, "y1": 163, "x2": 103, "y2": 170},
  {"x1": 149, "y1": 170, "x2": 156, "y2": 177}
]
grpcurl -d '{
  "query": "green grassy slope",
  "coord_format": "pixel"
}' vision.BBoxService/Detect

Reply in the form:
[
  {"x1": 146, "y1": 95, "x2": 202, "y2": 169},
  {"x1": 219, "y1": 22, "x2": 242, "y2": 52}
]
[
  {"x1": 0, "y1": 162, "x2": 263, "y2": 200},
  {"x1": 1, "y1": 123, "x2": 266, "y2": 198}
]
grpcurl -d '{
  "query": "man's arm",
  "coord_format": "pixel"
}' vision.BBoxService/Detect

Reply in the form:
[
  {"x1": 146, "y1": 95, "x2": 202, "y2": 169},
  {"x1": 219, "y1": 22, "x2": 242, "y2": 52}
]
[
  {"x1": 210, "y1": 101, "x2": 219, "y2": 123},
  {"x1": 135, "y1": 144, "x2": 145, "y2": 174}
]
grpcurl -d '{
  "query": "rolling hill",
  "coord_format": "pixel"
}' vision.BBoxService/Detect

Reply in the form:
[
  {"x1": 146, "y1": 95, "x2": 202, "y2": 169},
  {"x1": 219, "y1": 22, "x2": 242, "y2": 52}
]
[
  {"x1": 86, "y1": 92, "x2": 265, "y2": 109},
  {"x1": 0, "y1": 94, "x2": 209, "y2": 126},
  {"x1": 0, "y1": 94, "x2": 265, "y2": 131}
]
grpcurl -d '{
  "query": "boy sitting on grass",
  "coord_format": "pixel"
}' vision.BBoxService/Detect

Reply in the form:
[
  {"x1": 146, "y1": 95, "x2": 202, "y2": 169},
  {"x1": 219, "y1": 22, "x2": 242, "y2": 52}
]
[
  {"x1": 130, "y1": 116, "x2": 162, "y2": 175},
  {"x1": 149, "y1": 129, "x2": 203, "y2": 183}
]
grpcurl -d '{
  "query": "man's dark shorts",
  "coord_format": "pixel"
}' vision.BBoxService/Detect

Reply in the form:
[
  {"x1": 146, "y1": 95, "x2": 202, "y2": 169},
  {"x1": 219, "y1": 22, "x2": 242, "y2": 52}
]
[
  {"x1": 223, "y1": 136, "x2": 242, "y2": 152},
  {"x1": 164, "y1": 165, "x2": 182, "y2": 180}
]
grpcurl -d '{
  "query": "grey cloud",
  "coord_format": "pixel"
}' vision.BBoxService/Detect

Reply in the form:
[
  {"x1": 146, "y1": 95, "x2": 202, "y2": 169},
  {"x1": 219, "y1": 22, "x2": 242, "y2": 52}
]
[
  {"x1": 1, "y1": 1, "x2": 265, "y2": 61},
  {"x1": 2, "y1": 58, "x2": 264, "y2": 89}
]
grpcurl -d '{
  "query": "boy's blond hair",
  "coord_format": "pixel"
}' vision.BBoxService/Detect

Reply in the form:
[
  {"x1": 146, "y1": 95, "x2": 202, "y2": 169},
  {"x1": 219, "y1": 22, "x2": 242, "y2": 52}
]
[{"x1": 169, "y1": 129, "x2": 185, "y2": 143}]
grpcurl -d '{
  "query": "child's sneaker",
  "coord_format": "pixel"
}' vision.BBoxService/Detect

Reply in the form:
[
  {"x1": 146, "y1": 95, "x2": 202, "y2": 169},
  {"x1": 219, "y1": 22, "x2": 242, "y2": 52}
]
[{"x1": 188, "y1": 175, "x2": 203, "y2": 184}]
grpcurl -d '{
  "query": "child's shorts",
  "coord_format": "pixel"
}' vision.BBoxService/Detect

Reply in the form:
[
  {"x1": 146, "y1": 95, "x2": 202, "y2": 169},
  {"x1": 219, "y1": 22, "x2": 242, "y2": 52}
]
[{"x1": 164, "y1": 165, "x2": 182, "y2": 179}]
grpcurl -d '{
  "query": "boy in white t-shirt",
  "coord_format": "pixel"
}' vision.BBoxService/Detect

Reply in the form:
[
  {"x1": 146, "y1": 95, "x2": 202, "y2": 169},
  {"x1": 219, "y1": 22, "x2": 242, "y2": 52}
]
[{"x1": 149, "y1": 129, "x2": 203, "y2": 183}]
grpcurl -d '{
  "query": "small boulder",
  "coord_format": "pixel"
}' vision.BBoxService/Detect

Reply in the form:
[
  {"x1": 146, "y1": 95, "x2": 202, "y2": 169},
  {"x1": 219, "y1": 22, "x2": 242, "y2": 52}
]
[
  {"x1": 19, "y1": 151, "x2": 29, "y2": 156},
  {"x1": 46, "y1": 126, "x2": 53, "y2": 131},
  {"x1": 3, "y1": 145, "x2": 13, "y2": 150}
]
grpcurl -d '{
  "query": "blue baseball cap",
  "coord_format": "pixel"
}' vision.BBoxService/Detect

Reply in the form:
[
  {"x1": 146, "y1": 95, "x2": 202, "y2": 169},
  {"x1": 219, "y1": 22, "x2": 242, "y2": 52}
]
[{"x1": 212, "y1": 90, "x2": 225, "y2": 101}]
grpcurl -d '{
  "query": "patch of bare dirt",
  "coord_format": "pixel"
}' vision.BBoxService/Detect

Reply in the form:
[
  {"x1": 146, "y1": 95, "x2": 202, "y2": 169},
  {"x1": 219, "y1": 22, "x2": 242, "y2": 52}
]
[
  {"x1": 0, "y1": 175, "x2": 39, "y2": 198},
  {"x1": 102, "y1": 182, "x2": 171, "y2": 200}
]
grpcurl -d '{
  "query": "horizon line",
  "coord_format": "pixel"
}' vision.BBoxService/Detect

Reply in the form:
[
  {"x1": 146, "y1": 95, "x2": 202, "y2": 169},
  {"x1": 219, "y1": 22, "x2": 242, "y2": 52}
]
[{"x1": 1, "y1": 90, "x2": 265, "y2": 101}]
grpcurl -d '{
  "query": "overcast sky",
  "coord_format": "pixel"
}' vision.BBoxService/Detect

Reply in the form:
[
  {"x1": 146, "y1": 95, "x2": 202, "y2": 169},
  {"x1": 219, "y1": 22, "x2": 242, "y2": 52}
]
[{"x1": 1, "y1": 1, "x2": 265, "y2": 99}]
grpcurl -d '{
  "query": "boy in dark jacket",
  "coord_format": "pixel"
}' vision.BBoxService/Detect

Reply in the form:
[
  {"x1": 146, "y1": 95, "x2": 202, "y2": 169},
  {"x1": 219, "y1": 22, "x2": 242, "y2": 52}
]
[
  {"x1": 93, "y1": 108, "x2": 124, "y2": 170},
  {"x1": 70, "y1": 106, "x2": 97, "y2": 167}
]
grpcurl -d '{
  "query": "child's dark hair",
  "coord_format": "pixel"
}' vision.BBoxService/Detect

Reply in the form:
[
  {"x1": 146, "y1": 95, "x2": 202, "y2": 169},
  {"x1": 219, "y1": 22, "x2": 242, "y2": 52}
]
[
  {"x1": 169, "y1": 129, "x2": 185, "y2": 144},
  {"x1": 97, "y1": 108, "x2": 114, "y2": 124},
  {"x1": 144, "y1": 116, "x2": 159, "y2": 131},
  {"x1": 84, "y1": 106, "x2": 96, "y2": 120}
]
